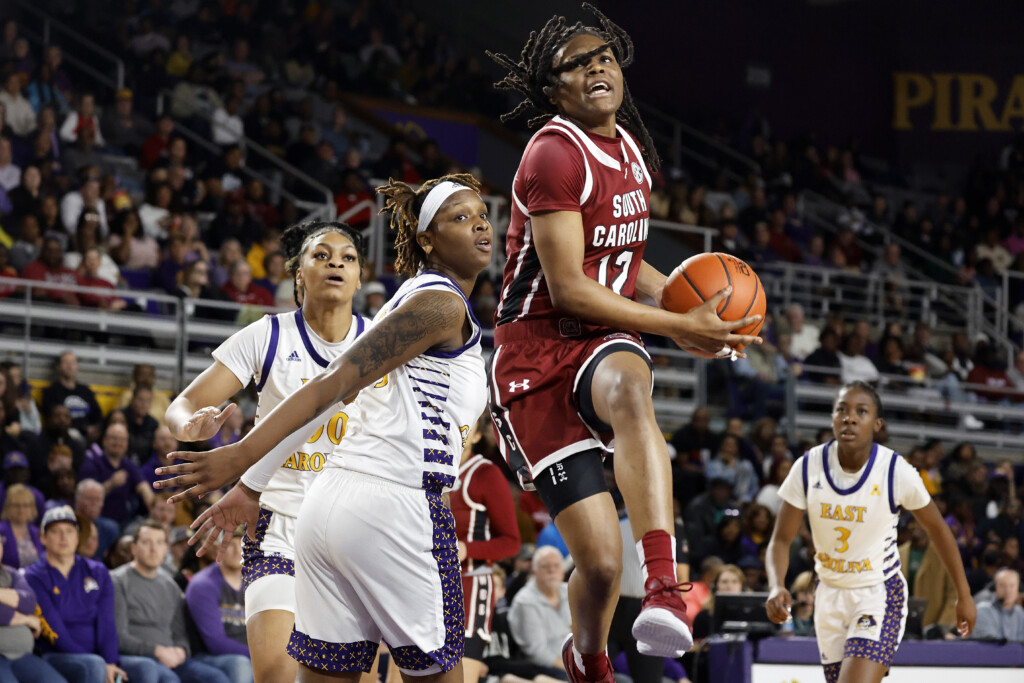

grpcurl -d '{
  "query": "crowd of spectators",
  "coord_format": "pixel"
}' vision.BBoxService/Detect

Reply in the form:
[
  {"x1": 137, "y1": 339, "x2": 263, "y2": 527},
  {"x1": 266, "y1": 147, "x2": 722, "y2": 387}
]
[
  {"x1": 0, "y1": 3, "x2": 1022, "y2": 682},
  {"x1": 0, "y1": 1, "x2": 493, "y2": 328},
  {"x1": 0, "y1": 347, "x2": 1018, "y2": 680}
]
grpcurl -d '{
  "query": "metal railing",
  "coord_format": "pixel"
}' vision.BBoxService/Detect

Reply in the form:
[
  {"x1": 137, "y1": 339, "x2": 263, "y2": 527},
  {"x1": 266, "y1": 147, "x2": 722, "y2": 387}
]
[
  {"x1": 2, "y1": 275, "x2": 1021, "y2": 457},
  {"x1": 638, "y1": 102, "x2": 761, "y2": 182},
  {"x1": 801, "y1": 190, "x2": 1023, "y2": 364},
  {"x1": 12, "y1": 0, "x2": 124, "y2": 91},
  {"x1": 782, "y1": 364, "x2": 1024, "y2": 454},
  {"x1": 0, "y1": 276, "x2": 284, "y2": 392},
  {"x1": 756, "y1": 260, "x2": 981, "y2": 337},
  {"x1": 155, "y1": 92, "x2": 335, "y2": 223}
]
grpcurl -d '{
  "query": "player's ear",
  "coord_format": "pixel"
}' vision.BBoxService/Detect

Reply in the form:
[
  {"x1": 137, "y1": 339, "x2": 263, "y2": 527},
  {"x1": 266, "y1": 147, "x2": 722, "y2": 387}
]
[
  {"x1": 542, "y1": 84, "x2": 558, "y2": 106},
  {"x1": 873, "y1": 417, "x2": 885, "y2": 436}
]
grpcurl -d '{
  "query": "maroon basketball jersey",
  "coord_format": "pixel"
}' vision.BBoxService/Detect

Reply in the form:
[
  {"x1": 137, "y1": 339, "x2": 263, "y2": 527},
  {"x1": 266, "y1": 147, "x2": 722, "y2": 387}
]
[
  {"x1": 451, "y1": 454, "x2": 520, "y2": 574},
  {"x1": 496, "y1": 115, "x2": 652, "y2": 326}
]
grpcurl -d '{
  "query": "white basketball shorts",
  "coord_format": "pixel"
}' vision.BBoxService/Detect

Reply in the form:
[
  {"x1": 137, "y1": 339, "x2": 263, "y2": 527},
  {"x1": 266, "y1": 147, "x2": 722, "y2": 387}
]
[{"x1": 287, "y1": 468, "x2": 463, "y2": 676}]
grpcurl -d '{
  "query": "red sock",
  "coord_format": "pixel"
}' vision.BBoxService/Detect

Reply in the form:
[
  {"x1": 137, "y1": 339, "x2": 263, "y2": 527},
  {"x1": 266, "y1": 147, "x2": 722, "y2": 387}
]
[
  {"x1": 638, "y1": 529, "x2": 675, "y2": 583},
  {"x1": 572, "y1": 645, "x2": 610, "y2": 681}
]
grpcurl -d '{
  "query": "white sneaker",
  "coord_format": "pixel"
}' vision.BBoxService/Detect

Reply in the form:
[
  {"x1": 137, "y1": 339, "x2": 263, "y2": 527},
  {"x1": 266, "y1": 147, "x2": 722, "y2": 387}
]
[{"x1": 960, "y1": 414, "x2": 984, "y2": 430}]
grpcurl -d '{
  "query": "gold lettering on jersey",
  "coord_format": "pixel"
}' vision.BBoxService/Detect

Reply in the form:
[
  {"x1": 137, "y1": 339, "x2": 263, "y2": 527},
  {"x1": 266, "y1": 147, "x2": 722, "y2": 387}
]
[
  {"x1": 591, "y1": 218, "x2": 649, "y2": 248},
  {"x1": 282, "y1": 451, "x2": 327, "y2": 472},
  {"x1": 374, "y1": 375, "x2": 389, "y2": 388},
  {"x1": 819, "y1": 503, "x2": 867, "y2": 523},
  {"x1": 460, "y1": 425, "x2": 470, "y2": 448},
  {"x1": 816, "y1": 551, "x2": 873, "y2": 574}
]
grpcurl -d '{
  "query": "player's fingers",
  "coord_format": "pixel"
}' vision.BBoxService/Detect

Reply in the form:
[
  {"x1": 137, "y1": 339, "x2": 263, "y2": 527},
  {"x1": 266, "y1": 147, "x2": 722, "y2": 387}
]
[
  {"x1": 166, "y1": 483, "x2": 209, "y2": 504},
  {"x1": 167, "y1": 451, "x2": 197, "y2": 465},
  {"x1": 704, "y1": 286, "x2": 733, "y2": 308},
  {"x1": 190, "y1": 505, "x2": 214, "y2": 531},
  {"x1": 197, "y1": 526, "x2": 225, "y2": 559},
  {"x1": 214, "y1": 403, "x2": 237, "y2": 426},
  {"x1": 725, "y1": 332, "x2": 763, "y2": 348}
]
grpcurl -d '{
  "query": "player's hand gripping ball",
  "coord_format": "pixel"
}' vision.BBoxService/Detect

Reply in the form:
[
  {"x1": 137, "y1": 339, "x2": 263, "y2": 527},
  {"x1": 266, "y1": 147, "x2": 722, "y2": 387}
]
[{"x1": 662, "y1": 252, "x2": 766, "y2": 358}]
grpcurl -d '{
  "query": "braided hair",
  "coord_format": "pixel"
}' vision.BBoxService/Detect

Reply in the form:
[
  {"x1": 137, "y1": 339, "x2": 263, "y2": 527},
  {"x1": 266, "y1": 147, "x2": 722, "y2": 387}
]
[
  {"x1": 375, "y1": 173, "x2": 482, "y2": 278},
  {"x1": 487, "y1": 2, "x2": 660, "y2": 171},
  {"x1": 281, "y1": 219, "x2": 364, "y2": 308}
]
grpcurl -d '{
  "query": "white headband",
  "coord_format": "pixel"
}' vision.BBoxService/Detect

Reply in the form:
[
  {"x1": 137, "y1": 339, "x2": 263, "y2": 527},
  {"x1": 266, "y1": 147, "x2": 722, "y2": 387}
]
[{"x1": 416, "y1": 181, "x2": 472, "y2": 234}]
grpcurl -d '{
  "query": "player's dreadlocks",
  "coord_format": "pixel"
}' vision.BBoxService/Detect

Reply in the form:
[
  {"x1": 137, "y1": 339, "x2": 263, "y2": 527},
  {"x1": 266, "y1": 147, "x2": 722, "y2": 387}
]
[
  {"x1": 376, "y1": 173, "x2": 482, "y2": 278},
  {"x1": 281, "y1": 219, "x2": 364, "y2": 308},
  {"x1": 487, "y1": 2, "x2": 660, "y2": 171}
]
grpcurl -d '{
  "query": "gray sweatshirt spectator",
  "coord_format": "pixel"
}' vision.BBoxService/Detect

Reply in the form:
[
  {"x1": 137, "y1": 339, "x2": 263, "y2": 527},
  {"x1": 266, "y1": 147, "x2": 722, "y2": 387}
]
[
  {"x1": 972, "y1": 568, "x2": 1024, "y2": 642},
  {"x1": 508, "y1": 546, "x2": 571, "y2": 669}
]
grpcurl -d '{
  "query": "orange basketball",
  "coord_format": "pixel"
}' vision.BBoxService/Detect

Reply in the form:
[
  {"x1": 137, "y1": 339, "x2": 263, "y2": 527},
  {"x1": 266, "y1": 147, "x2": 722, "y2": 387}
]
[{"x1": 661, "y1": 252, "x2": 766, "y2": 358}]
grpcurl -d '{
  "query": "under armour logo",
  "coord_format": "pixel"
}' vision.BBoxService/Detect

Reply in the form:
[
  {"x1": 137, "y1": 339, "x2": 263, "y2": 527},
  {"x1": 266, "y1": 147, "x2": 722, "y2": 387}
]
[
  {"x1": 549, "y1": 463, "x2": 568, "y2": 485},
  {"x1": 508, "y1": 379, "x2": 530, "y2": 393},
  {"x1": 286, "y1": 350, "x2": 301, "y2": 361}
]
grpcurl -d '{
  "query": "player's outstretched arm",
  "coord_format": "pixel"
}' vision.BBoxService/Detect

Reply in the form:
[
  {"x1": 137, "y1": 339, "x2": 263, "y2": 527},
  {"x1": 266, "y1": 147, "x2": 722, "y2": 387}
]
[
  {"x1": 532, "y1": 211, "x2": 761, "y2": 354},
  {"x1": 765, "y1": 502, "x2": 803, "y2": 624},
  {"x1": 910, "y1": 500, "x2": 977, "y2": 637},
  {"x1": 165, "y1": 362, "x2": 243, "y2": 442},
  {"x1": 156, "y1": 290, "x2": 467, "y2": 499}
]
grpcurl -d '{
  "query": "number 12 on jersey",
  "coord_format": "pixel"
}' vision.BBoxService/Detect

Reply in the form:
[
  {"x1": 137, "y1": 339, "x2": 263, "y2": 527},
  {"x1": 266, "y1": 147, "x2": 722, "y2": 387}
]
[{"x1": 597, "y1": 250, "x2": 634, "y2": 295}]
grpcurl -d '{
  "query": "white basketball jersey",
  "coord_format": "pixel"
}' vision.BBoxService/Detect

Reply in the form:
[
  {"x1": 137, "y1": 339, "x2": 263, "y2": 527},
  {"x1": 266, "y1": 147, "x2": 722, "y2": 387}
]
[
  {"x1": 212, "y1": 309, "x2": 369, "y2": 515},
  {"x1": 328, "y1": 271, "x2": 486, "y2": 492},
  {"x1": 778, "y1": 441, "x2": 930, "y2": 589}
]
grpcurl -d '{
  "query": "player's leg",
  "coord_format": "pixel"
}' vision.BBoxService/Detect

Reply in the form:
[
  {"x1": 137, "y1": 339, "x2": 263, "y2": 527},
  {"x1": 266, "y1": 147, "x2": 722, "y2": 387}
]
[
  {"x1": 553, "y1": 488, "x2": 624, "y2": 654},
  {"x1": 246, "y1": 608, "x2": 297, "y2": 683},
  {"x1": 298, "y1": 667, "x2": 363, "y2": 682},
  {"x1": 462, "y1": 657, "x2": 486, "y2": 683},
  {"x1": 584, "y1": 346, "x2": 690, "y2": 656},
  {"x1": 837, "y1": 657, "x2": 887, "y2": 683},
  {"x1": 399, "y1": 662, "x2": 465, "y2": 683}
]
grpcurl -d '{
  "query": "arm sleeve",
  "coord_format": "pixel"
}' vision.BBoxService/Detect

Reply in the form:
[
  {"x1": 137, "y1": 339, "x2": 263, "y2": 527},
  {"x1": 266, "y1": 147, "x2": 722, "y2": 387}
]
[
  {"x1": 27, "y1": 570, "x2": 89, "y2": 654},
  {"x1": 777, "y1": 455, "x2": 809, "y2": 510},
  {"x1": 508, "y1": 598, "x2": 559, "y2": 667},
  {"x1": 893, "y1": 456, "x2": 931, "y2": 511},
  {"x1": 521, "y1": 133, "x2": 587, "y2": 214},
  {"x1": 112, "y1": 572, "x2": 150, "y2": 657},
  {"x1": 211, "y1": 317, "x2": 269, "y2": 387},
  {"x1": 170, "y1": 590, "x2": 190, "y2": 656},
  {"x1": 95, "y1": 568, "x2": 120, "y2": 664},
  {"x1": 185, "y1": 571, "x2": 249, "y2": 656},
  {"x1": 464, "y1": 467, "x2": 521, "y2": 562}
]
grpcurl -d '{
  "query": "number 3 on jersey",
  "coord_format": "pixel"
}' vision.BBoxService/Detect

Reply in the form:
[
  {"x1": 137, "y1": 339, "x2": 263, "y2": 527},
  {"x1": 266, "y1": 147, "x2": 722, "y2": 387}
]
[
  {"x1": 834, "y1": 526, "x2": 851, "y2": 553},
  {"x1": 597, "y1": 249, "x2": 634, "y2": 295}
]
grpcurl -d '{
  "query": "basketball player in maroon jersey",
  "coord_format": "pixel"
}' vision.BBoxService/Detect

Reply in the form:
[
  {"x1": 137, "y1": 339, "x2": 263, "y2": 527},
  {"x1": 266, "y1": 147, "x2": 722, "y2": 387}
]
[
  {"x1": 487, "y1": 6, "x2": 762, "y2": 683},
  {"x1": 451, "y1": 418, "x2": 521, "y2": 683}
]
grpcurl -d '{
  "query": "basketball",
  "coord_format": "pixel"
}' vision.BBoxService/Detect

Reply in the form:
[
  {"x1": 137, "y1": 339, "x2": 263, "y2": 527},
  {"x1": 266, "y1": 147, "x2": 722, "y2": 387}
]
[{"x1": 661, "y1": 252, "x2": 766, "y2": 357}]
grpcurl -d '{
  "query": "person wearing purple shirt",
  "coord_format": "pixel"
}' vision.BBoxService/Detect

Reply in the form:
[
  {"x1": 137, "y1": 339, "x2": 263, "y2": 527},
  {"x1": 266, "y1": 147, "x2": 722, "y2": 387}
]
[
  {"x1": 185, "y1": 529, "x2": 252, "y2": 683},
  {"x1": 0, "y1": 533, "x2": 66, "y2": 682},
  {"x1": 79, "y1": 423, "x2": 155, "y2": 526},
  {"x1": 24, "y1": 506, "x2": 159, "y2": 683}
]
